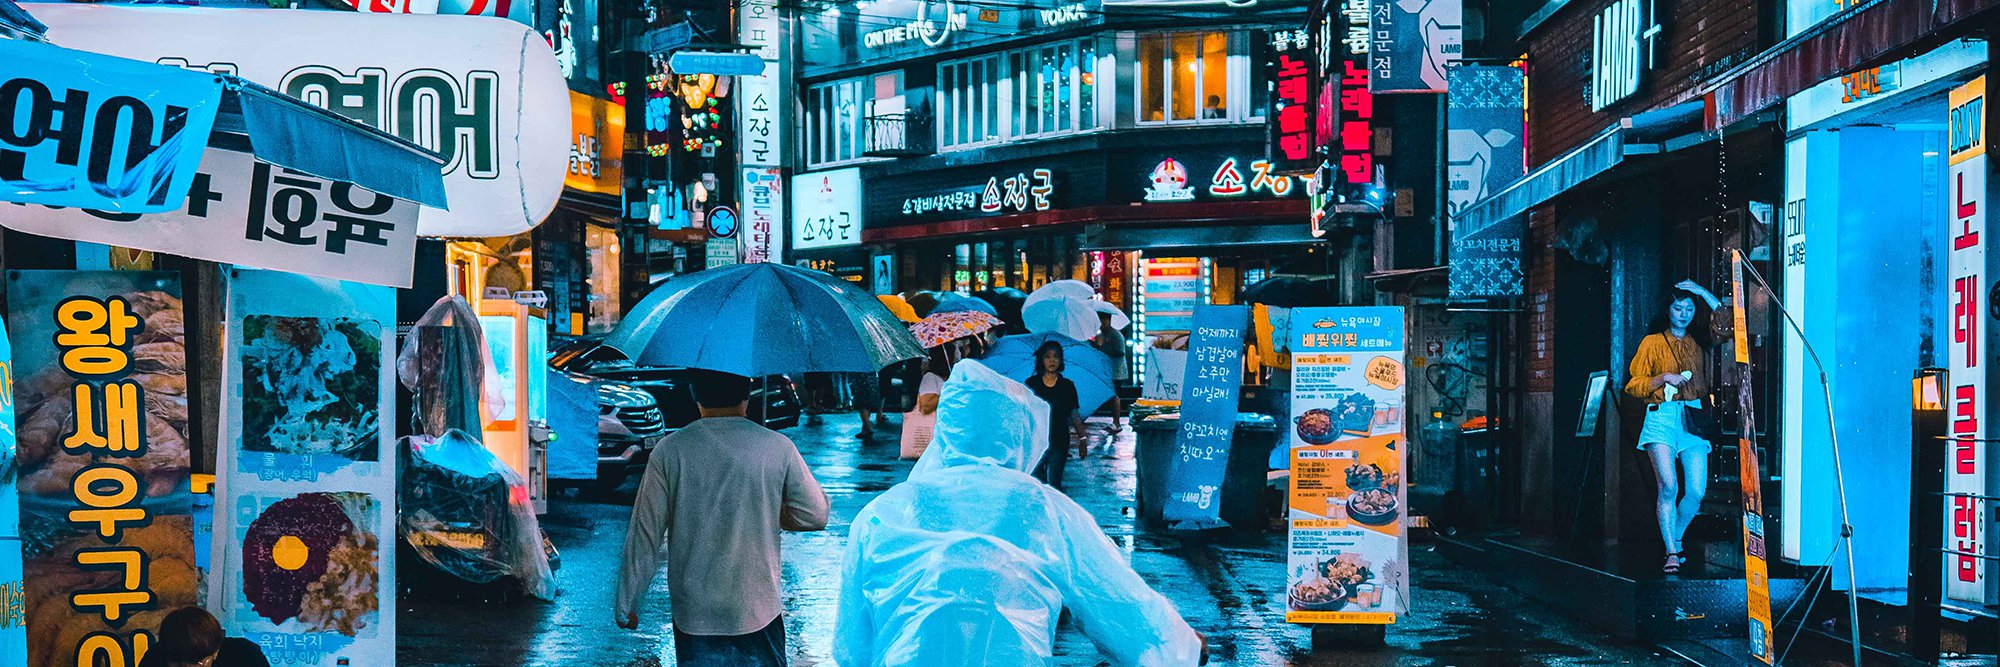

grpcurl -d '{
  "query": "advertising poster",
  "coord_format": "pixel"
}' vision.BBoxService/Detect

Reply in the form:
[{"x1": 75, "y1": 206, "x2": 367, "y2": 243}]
[
  {"x1": 0, "y1": 321, "x2": 24, "y2": 667},
  {"x1": 1945, "y1": 75, "x2": 1992, "y2": 607},
  {"x1": 0, "y1": 39, "x2": 222, "y2": 214},
  {"x1": 212, "y1": 269, "x2": 396, "y2": 665},
  {"x1": 1730, "y1": 253, "x2": 1774, "y2": 663},
  {"x1": 2, "y1": 148, "x2": 423, "y2": 288},
  {"x1": 1143, "y1": 258, "x2": 1202, "y2": 333},
  {"x1": 7, "y1": 271, "x2": 194, "y2": 667},
  {"x1": 1162, "y1": 306, "x2": 1251, "y2": 530},
  {"x1": 1367, "y1": 0, "x2": 1461, "y2": 94},
  {"x1": 1446, "y1": 65, "x2": 1526, "y2": 298},
  {"x1": 1286, "y1": 306, "x2": 1407, "y2": 625}
]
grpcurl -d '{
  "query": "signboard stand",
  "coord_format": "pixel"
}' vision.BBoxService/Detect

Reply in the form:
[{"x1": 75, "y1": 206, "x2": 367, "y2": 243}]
[{"x1": 1285, "y1": 307, "x2": 1408, "y2": 642}]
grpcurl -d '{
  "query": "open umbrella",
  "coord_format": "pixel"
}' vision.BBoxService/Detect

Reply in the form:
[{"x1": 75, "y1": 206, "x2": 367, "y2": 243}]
[
  {"x1": 605, "y1": 263, "x2": 923, "y2": 376},
  {"x1": 1242, "y1": 275, "x2": 1340, "y2": 308},
  {"x1": 877, "y1": 294, "x2": 921, "y2": 323},
  {"x1": 905, "y1": 291, "x2": 942, "y2": 318},
  {"x1": 910, "y1": 310, "x2": 1001, "y2": 349},
  {"x1": 972, "y1": 287, "x2": 1028, "y2": 331},
  {"x1": 930, "y1": 293, "x2": 1000, "y2": 316},
  {"x1": 1022, "y1": 280, "x2": 1126, "y2": 341},
  {"x1": 979, "y1": 332, "x2": 1116, "y2": 415}
]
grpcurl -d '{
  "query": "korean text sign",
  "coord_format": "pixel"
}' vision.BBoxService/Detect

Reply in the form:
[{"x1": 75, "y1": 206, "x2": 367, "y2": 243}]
[
  {"x1": 2, "y1": 148, "x2": 422, "y2": 288},
  {"x1": 1945, "y1": 76, "x2": 1993, "y2": 607},
  {"x1": 1162, "y1": 306, "x2": 1251, "y2": 530},
  {"x1": 1367, "y1": 0, "x2": 1461, "y2": 94},
  {"x1": 211, "y1": 270, "x2": 397, "y2": 666},
  {"x1": 7, "y1": 271, "x2": 194, "y2": 667},
  {"x1": 0, "y1": 320, "x2": 23, "y2": 667},
  {"x1": 1286, "y1": 306, "x2": 1407, "y2": 625},
  {"x1": 0, "y1": 39, "x2": 222, "y2": 214},
  {"x1": 34, "y1": 5, "x2": 570, "y2": 237},
  {"x1": 791, "y1": 168, "x2": 863, "y2": 250},
  {"x1": 1267, "y1": 29, "x2": 1316, "y2": 174}
]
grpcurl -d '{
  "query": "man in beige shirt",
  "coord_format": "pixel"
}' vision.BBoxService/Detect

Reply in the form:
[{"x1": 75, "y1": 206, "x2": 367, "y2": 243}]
[{"x1": 615, "y1": 370, "x2": 830, "y2": 666}]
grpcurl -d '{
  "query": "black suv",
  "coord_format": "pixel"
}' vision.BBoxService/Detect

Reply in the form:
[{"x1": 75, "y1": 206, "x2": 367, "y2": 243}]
[{"x1": 550, "y1": 338, "x2": 803, "y2": 490}]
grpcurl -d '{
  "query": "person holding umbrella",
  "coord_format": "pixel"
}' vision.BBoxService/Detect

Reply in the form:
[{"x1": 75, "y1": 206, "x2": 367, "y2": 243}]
[
  {"x1": 905, "y1": 310, "x2": 1001, "y2": 459},
  {"x1": 1026, "y1": 341, "x2": 1087, "y2": 490},
  {"x1": 604, "y1": 263, "x2": 924, "y2": 665}
]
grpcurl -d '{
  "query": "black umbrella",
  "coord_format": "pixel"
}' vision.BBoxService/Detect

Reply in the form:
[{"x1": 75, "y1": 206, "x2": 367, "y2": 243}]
[
  {"x1": 1241, "y1": 275, "x2": 1341, "y2": 308},
  {"x1": 973, "y1": 287, "x2": 1028, "y2": 333}
]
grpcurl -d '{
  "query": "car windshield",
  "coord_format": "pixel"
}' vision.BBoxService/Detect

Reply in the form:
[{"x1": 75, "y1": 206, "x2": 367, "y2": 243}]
[{"x1": 550, "y1": 341, "x2": 631, "y2": 372}]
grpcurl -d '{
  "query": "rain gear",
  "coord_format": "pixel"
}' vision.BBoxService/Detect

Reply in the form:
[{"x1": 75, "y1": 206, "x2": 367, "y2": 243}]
[{"x1": 834, "y1": 361, "x2": 1202, "y2": 666}]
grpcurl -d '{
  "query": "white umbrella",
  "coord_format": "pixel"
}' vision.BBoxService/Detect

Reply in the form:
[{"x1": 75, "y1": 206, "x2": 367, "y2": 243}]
[{"x1": 1023, "y1": 280, "x2": 1128, "y2": 340}]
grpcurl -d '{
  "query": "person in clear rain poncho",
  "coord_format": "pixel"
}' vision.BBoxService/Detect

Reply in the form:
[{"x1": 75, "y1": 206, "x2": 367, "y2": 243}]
[{"x1": 833, "y1": 360, "x2": 1204, "y2": 667}]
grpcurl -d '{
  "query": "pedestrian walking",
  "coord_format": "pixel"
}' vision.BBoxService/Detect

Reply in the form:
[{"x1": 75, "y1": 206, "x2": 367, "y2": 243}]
[
  {"x1": 138, "y1": 607, "x2": 271, "y2": 667},
  {"x1": 1026, "y1": 341, "x2": 1085, "y2": 490},
  {"x1": 615, "y1": 370, "x2": 831, "y2": 666},
  {"x1": 846, "y1": 371, "x2": 885, "y2": 440},
  {"x1": 1624, "y1": 279, "x2": 1722, "y2": 575},
  {"x1": 834, "y1": 361, "x2": 1204, "y2": 666},
  {"x1": 1095, "y1": 310, "x2": 1129, "y2": 434}
]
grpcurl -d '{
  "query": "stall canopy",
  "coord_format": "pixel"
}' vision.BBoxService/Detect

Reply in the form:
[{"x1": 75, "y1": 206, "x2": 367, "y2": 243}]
[{"x1": 0, "y1": 0, "x2": 446, "y2": 213}]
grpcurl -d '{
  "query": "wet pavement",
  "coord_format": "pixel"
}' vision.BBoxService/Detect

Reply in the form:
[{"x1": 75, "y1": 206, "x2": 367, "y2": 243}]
[{"x1": 398, "y1": 414, "x2": 1686, "y2": 666}]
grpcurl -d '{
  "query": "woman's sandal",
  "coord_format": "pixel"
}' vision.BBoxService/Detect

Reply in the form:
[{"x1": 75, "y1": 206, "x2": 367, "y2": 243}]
[{"x1": 1663, "y1": 552, "x2": 1683, "y2": 574}]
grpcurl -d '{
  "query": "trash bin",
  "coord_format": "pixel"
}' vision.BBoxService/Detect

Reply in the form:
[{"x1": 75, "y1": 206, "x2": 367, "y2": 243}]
[{"x1": 1134, "y1": 413, "x2": 1279, "y2": 531}]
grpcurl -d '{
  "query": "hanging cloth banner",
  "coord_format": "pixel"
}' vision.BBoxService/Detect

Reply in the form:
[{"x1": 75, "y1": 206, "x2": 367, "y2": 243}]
[
  {"x1": 2, "y1": 147, "x2": 422, "y2": 288},
  {"x1": 0, "y1": 319, "x2": 24, "y2": 667},
  {"x1": 1162, "y1": 305, "x2": 1251, "y2": 530},
  {"x1": 1446, "y1": 65, "x2": 1526, "y2": 298},
  {"x1": 0, "y1": 38, "x2": 222, "y2": 213},
  {"x1": 1366, "y1": 0, "x2": 1462, "y2": 94},
  {"x1": 211, "y1": 269, "x2": 397, "y2": 666},
  {"x1": 7, "y1": 270, "x2": 195, "y2": 667}
]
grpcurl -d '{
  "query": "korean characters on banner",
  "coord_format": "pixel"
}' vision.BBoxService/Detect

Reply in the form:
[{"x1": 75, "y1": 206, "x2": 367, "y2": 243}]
[
  {"x1": 1162, "y1": 306, "x2": 1251, "y2": 530},
  {"x1": 0, "y1": 39, "x2": 223, "y2": 214},
  {"x1": 1286, "y1": 306, "x2": 1407, "y2": 625},
  {"x1": 1367, "y1": 0, "x2": 1462, "y2": 94},
  {"x1": 738, "y1": 0, "x2": 786, "y2": 263},
  {"x1": 6, "y1": 271, "x2": 195, "y2": 667},
  {"x1": 1945, "y1": 76, "x2": 1994, "y2": 607},
  {"x1": 33, "y1": 5, "x2": 571, "y2": 238},
  {"x1": 1267, "y1": 29, "x2": 1317, "y2": 175},
  {"x1": 1445, "y1": 65, "x2": 1526, "y2": 298},
  {"x1": 1335, "y1": 46, "x2": 1376, "y2": 188},
  {"x1": 0, "y1": 321, "x2": 24, "y2": 667},
  {"x1": 2, "y1": 148, "x2": 423, "y2": 288},
  {"x1": 211, "y1": 269, "x2": 397, "y2": 666}
]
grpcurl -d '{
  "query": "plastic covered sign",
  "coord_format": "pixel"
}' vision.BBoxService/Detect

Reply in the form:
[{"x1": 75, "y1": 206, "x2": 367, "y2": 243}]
[{"x1": 33, "y1": 5, "x2": 569, "y2": 238}]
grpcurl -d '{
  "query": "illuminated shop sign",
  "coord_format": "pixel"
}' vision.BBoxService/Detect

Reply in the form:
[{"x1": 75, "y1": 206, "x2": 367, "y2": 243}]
[
  {"x1": 1139, "y1": 155, "x2": 1301, "y2": 203},
  {"x1": 1945, "y1": 76, "x2": 1994, "y2": 607},
  {"x1": 1588, "y1": 0, "x2": 1661, "y2": 111},
  {"x1": 863, "y1": 0, "x2": 968, "y2": 49},
  {"x1": 885, "y1": 167, "x2": 1061, "y2": 223},
  {"x1": 1268, "y1": 29, "x2": 1316, "y2": 173}
]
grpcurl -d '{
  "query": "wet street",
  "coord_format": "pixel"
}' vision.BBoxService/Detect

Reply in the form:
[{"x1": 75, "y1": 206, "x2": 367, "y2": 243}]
[{"x1": 399, "y1": 414, "x2": 1684, "y2": 666}]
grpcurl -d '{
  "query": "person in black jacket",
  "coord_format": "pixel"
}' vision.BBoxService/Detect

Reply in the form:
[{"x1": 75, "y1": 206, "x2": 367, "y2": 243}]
[{"x1": 138, "y1": 607, "x2": 270, "y2": 667}]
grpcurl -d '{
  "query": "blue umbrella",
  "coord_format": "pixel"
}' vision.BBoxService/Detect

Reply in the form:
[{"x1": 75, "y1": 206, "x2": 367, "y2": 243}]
[
  {"x1": 605, "y1": 263, "x2": 924, "y2": 376},
  {"x1": 930, "y1": 293, "x2": 1000, "y2": 316},
  {"x1": 980, "y1": 332, "x2": 1115, "y2": 416}
]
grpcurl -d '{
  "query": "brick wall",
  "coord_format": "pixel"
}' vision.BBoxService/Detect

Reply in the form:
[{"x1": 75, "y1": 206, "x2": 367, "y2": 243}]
[{"x1": 1525, "y1": 0, "x2": 1763, "y2": 166}]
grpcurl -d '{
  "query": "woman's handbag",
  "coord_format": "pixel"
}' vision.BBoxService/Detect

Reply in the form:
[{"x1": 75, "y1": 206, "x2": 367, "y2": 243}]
[{"x1": 1681, "y1": 403, "x2": 1713, "y2": 439}]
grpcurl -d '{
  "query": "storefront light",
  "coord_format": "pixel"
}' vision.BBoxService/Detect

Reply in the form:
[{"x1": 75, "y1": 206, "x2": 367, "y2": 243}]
[{"x1": 1913, "y1": 368, "x2": 1947, "y2": 411}]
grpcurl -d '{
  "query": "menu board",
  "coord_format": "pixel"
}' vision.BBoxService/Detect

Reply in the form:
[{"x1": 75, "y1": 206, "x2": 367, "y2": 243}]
[
  {"x1": 1285, "y1": 306, "x2": 1407, "y2": 625},
  {"x1": 1162, "y1": 306, "x2": 1250, "y2": 530},
  {"x1": 213, "y1": 269, "x2": 396, "y2": 666},
  {"x1": 1143, "y1": 258, "x2": 1202, "y2": 333}
]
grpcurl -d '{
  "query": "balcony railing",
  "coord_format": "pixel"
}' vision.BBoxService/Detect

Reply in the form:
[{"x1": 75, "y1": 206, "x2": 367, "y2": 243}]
[{"x1": 864, "y1": 112, "x2": 934, "y2": 157}]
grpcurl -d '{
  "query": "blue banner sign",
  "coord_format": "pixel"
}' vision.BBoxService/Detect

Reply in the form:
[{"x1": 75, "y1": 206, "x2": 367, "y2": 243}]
[
  {"x1": 1163, "y1": 305, "x2": 1251, "y2": 530},
  {"x1": 1446, "y1": 65, "x2": 1526, "y2": 297},
  {"x1": 0, "y1": 39, "x2": 222, "y2": 213}
]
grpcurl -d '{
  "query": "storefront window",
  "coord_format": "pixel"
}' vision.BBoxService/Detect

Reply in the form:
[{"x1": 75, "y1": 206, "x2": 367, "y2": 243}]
[
  {"x1": 585, "y1": 224, "x2": 621, "y2": 334},
  {"x1": 1139, "y1": 31, "x2": 1247, "y2": 125},
  {"x1": 806, "y1": 77, "x2": 864, "y2": 167}
]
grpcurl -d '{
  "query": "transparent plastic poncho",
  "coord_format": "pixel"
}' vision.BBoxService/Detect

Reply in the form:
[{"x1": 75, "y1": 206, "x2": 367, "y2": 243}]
[
  {"x1": 398, "y1": 429, "x2": 553, "y2": 599},
  {"x1": 396, "y1": 295, "x2": 507, "y2": 437},
  {"x1": 834, "y1": 360, "x2": 1202, "y2": 666}
]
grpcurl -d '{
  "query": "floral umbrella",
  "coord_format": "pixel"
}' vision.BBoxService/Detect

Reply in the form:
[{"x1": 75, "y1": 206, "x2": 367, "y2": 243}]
[{"x1": 909, "y1": 310, "x2": 1001, "y2": 349}]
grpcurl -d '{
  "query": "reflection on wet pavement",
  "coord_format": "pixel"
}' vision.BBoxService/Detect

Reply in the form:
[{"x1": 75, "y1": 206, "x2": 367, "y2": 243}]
[{"x1": 399, "y1": 414, "x2": 1680, "y2": 666}]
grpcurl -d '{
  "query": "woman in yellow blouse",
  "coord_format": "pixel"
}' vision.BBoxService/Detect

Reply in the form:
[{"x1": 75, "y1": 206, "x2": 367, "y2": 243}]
[{"x1": 1624, "y1": 280, "x2": 1722, "y2": 574}]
